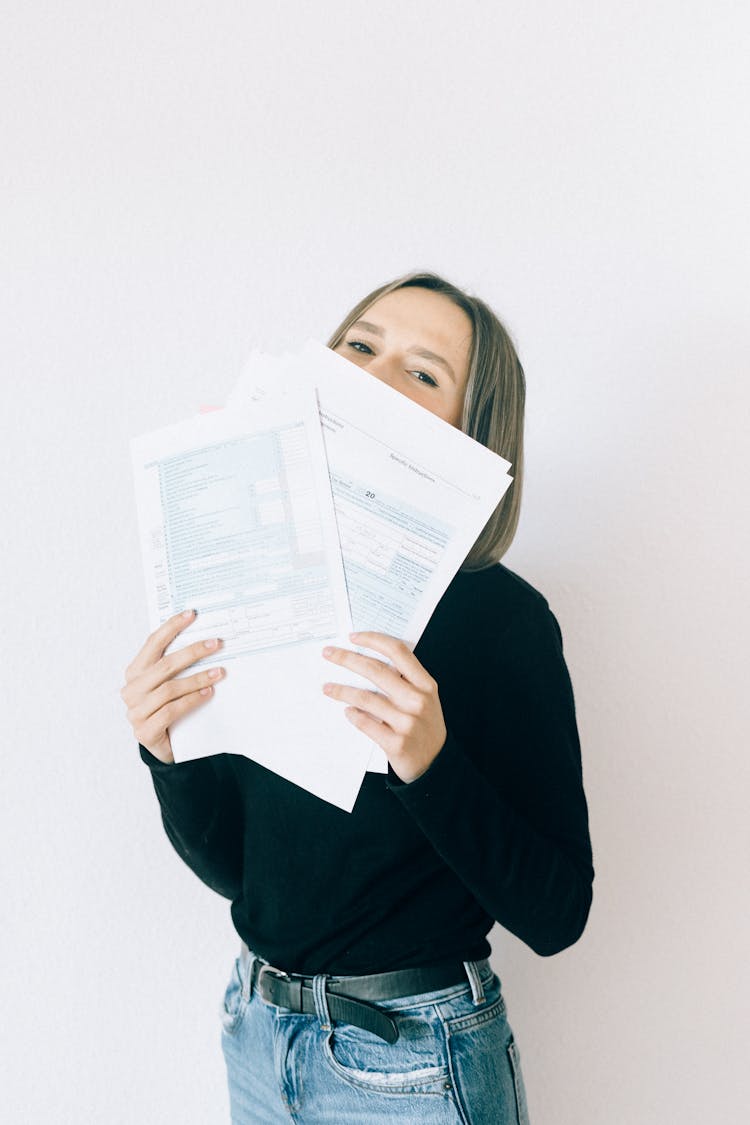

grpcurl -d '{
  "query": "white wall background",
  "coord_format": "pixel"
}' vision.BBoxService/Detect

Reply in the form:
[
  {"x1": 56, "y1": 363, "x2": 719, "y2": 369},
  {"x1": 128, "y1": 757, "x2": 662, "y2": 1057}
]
[{"x1": 2, "y1": 2, "x2": 748, "y2": 1122}]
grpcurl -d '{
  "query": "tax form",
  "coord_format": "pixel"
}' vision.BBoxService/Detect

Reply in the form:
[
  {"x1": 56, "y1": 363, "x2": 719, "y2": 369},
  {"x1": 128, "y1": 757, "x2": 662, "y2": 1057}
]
[
  {"x1": 131, "y1": 388, "x2": 373, "y2": 811},
  {"x1": 229, "y1": 342, "x2": 513, "y2": 645},
  {"x1": 228, "y1": 341, "x2": 514, "y2": 771}
]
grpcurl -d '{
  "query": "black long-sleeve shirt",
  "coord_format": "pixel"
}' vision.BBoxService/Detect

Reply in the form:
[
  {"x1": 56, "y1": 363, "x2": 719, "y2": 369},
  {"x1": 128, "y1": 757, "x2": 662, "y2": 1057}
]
[{"x1": 140, "y1": 563, "x2": 594, "y2": 974}]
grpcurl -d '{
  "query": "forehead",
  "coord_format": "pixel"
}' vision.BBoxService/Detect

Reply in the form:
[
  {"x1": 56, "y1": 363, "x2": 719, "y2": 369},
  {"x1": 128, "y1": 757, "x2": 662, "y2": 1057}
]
[{"x1": 363, "y1": 288, "x2": 473, "y2": 365}]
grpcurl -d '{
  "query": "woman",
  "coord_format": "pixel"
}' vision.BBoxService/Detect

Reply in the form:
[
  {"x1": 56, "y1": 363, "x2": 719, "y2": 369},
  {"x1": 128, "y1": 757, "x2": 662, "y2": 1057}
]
[{"x1": 122, "y1": 272, "x2": 594, "y2": 1124}]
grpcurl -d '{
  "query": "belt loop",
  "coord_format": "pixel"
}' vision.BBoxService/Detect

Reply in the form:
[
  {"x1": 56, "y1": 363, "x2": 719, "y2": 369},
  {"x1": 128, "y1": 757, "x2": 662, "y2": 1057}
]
[
  {"x1": 463, "y1": 960, "x2": 485, "y2": 1006},
  {"x1": 239, "y1": 942, "x2": 254, "y2": 1003},
  {"x1": 312, "y1": 974, "x2": 332, "y2": 1033}
]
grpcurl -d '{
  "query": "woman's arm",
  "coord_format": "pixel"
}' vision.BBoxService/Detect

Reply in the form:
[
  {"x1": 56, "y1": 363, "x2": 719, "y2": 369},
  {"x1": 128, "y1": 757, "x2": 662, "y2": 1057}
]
[
  {"x1": 122, "y1": 611, "x2": 243, "y2": 901},
  {"x1": 389, "y1": 602, "x2": 593, "y2": 956},
  {"x1": 324, "y1": 599, "x2": 594, "y2": 957},
  {"x1": 140, "y1": 748, "x2": 244, "y2": 901}
]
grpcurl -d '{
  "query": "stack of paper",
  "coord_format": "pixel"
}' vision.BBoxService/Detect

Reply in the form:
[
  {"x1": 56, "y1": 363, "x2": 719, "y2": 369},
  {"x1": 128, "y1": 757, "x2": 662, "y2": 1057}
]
[{"x1": 131, "y1": 341, "x2": 513, "y2": 811}]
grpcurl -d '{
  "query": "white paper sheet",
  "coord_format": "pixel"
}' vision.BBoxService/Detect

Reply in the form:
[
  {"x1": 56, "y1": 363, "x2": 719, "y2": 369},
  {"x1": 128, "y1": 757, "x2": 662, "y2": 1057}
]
[
  {"x1": 131, "y1": 388, "x2": 373, "y2": 811},
  {"x1": 228, "y1": 340, "x2": 514, "y2": 772}
]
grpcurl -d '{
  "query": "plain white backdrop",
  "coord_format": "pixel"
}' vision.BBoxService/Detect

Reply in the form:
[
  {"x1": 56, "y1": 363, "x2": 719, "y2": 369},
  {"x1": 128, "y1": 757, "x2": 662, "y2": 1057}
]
[{"x1": 2, "y1": 2, "x2": 748, "y2": 1122}]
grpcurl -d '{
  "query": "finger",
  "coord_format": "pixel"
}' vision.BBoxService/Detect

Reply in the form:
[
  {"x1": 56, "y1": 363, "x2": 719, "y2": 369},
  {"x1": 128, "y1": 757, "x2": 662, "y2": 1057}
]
[
  {"x1": 322, "y1": 646, "x2": 422, "y2": 711},
  {"x1": 322, "y1": 682, "x2": 409, "y2": 731},
  {"x1": 147, "y1": 636, "x2": 223, "y2": 692},
  {"x1": 126, "y1": 609, "x2": 197, "y2": 680},
  {"x1": 128, "y1": 665, "x2": 225, "y2": 725},
  {"x1": 348, "y1": 632, "x2": 435, "y2": 692},
  {"x1": 123, "y1": 636, "x2": 223, "y2": 704},
  {"x1": 133, "y1": 683, "x2": 216, "y2": 748},
  {"x1": 343, "y1": 706, "x2": 400, "y2": 755}
]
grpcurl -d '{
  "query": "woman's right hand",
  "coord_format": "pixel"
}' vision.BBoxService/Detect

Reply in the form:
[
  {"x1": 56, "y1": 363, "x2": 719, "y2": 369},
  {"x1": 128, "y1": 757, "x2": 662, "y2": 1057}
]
[{"x1": 121, "y1": 609, "x2": 224, "y2": 764}]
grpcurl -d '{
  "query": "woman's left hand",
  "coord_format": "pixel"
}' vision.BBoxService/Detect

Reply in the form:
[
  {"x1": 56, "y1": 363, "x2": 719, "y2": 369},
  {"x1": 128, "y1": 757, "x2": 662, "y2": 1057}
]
[{"x1": 322, "y1": 632, "x2": 447, "y2": 784}]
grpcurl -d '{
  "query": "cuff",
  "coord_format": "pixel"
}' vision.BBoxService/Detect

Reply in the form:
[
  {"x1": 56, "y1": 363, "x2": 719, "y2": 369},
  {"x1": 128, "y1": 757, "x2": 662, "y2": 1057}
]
[
  {"x1": 385, "y1": 729, "x2": 464, "y2": 800},
  {"x1": 139, "y1": 744, "x2": 175, "y2": 772}
]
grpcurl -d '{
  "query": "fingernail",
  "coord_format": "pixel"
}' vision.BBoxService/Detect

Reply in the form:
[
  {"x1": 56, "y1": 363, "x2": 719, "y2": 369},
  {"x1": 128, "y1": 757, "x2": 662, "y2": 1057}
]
[
  {"x1": 349, "y1": 632, "x2": 360, "y2": 641},
  {"x1": 182, "y1": 609, "x2": 195, "y2": 619},
  {"x1": 322, "y1": 646, "x2": 334, "y2": 657},
  {"x1": 200, "y1": 686, "x2": 213, "y2": 696},
  {"x1": 322, "y1": 683, "x2": 333, "y2": 694},
  {"x1": 208, "y1": 668, "x2": 223, "y2": 679},
  {"x1": 204, "y1": 638, "x2": 218, "y2": 650}
]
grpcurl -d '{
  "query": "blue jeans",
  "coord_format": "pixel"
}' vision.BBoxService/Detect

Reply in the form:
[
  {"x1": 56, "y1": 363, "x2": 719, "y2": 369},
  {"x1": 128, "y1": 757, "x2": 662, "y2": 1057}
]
[{"x1": 220, "y1": 946, "x2": 530, "y2": 1123}]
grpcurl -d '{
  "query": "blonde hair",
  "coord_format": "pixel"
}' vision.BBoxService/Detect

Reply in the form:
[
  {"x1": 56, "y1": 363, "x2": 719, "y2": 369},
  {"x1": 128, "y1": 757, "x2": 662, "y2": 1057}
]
[{"x1": 326, "y1": 271, "x2": 525, "y2": 570}]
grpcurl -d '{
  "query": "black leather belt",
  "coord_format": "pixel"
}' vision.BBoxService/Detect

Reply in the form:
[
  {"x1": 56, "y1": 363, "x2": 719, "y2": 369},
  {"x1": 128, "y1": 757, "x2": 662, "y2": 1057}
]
[{"x1": 243, "y1": 945, "x2": 476, "y2": 1044}]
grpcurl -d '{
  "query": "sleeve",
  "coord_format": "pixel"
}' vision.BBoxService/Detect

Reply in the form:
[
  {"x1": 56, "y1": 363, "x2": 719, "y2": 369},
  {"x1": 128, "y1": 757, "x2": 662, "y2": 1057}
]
[
  {"x1": 139, "y1": 746, "x2": 245, "y2": 901},
  {"x1": 387, "y1": 600, "x2": 594, "y2": 957}
]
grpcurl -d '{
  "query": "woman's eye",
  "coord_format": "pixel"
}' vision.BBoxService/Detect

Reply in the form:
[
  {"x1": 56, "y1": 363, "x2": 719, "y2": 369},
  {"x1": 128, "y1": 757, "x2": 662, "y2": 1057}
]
[
  {"x1": 345, "y1": 341, "x2": 437, "y2": 387},
  {"x1": 411, "y1": 370, "x2": 438, "y2": 387}
]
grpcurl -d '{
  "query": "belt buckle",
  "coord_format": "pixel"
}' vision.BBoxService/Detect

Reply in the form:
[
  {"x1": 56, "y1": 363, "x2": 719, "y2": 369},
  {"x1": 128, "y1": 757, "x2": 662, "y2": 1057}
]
[
  {"x1": 256, "y1": 962, "x2": 289, "y2": 992},
  {"x1": 256, "y1": 963, "x2": 301, "y2": 1010}
]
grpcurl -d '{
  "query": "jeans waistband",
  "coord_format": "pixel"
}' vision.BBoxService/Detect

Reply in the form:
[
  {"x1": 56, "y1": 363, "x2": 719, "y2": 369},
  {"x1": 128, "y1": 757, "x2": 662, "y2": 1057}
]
[{"x1": 239, "y1": 942, "x2": 492, "y2": 1006}]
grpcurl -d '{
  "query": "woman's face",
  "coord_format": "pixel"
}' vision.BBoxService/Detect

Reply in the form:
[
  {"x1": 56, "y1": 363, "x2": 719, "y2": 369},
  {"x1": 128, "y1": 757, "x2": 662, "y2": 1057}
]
[{"x1": 333, "y1": 287, "x2": 473, "y2": 427}]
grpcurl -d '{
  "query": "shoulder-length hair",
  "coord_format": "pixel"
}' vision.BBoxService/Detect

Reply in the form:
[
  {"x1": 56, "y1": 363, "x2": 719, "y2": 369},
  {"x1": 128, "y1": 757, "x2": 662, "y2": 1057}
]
[{"x1": 326, "y1": 271, "x2": 525, "y2": 571}]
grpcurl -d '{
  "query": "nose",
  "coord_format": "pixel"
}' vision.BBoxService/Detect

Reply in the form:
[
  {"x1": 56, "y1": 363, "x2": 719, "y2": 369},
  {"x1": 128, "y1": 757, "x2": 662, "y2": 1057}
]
[{"x1": 367, "y1": 356, "x2": 398, "y2": 390}]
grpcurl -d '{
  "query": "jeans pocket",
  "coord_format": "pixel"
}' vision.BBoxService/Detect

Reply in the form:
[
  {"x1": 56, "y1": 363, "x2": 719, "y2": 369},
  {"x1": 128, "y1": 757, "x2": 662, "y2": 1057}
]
[
  {"x1": 322, "y1": 1008, "x2": 451, "y2": 1096},
  {"x1": 507, "y1": 1036, "x2": 530, "y2": 1125},
  {"x1": 445, "y1": 990, "x2": 529, "y2": 1125},
  {"x1": 219, "y1": 956, "x2": 248, "y2": 1036}
]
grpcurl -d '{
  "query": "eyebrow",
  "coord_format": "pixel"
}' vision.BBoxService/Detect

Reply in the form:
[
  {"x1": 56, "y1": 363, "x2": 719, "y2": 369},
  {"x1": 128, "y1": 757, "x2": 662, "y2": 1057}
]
[{"x1": 351, "y1": 319, "x2": 457, "y2": 384}]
